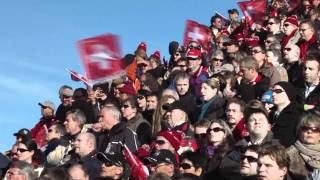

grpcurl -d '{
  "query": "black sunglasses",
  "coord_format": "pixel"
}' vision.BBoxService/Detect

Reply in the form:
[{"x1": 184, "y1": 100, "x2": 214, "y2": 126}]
[
  {"x1": 17, "y1": 148, "x2": 29, "y2": 153},
  {"x1": 121, "y1": 104, "x2": 130, "y2": 109},
  {"x1": 265, "y1": 40, "x2": 272, "y2": 44},
  {"x1": 180, "y1": 163, "x2": 193, "y2": 170},
  {"x1": 194, "y1": 133, "x2": 207, "y2": 139},
  {"x1": 283, "y1": 47, "x2": 291, "y2": 52},
  {"x1": 155, "y1": 139, "x2": 166, "y2": 145},
  {"x1": 272, "y1": 89, "x2": 284, "y2": 94},
  {"x1": 137, "y1": 96, "x2": 145, "y2": 100},
  {"x1": 251, "y1": 49, "x2": 261, "y2": 55},
  {"x1": 188, "y1": 45, "x2": 201, "y2": 50},
  {"x1": 241, "y1": 155, "x2": 258, "y2": 163},
  {"x1": 267, "y1": 22, "x2": 275, "y2": 25},
  {"x1": 300, "y1": 126, "x2": 320, "y2": 133},
  {"x1": 212, "y1": 58, "x2": 224, "y2": 62},
  {"x1": 283, "y1": 23, "x2": 290, "y2": 27},
  {"x1": 207, "y1": 127, "x2": 225, "y2": 133},
  {"x1": 62, "y1": 95, "x2": 72, "y2": 99}
]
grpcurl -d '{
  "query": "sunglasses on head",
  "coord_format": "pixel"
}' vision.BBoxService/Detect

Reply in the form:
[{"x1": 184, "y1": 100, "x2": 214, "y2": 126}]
[
  {"x1": 272, "y1": 89, "x2": 284, "y2": 94},
  {"x1": 180, "y1": 163, "x2": 193, "y2": 170},
  {"x1": 194, "y1": 133, "x2": 207, "y2": 139},
  {"x1": 155, "y1": 139, "x2": 166, "y2": 145},
  {"x1": 207, "y1": 127, "x2": 225, "y2": 133},
  {"x1": 17, "y1": 148, "x2": 29, "y2": 153},
  {"x1": 300, "y1": 126, "x2": 320, "y2": 133},
  {"x1": 241, "y1": 155, "x2": 258, "y2": 163}
]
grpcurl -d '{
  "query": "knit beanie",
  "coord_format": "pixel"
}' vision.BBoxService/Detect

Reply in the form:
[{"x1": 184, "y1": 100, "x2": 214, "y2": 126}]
[
  {"x1": 158, "y1": 131, "x2": 183, "y2": 151},
  {"x1": 169, "y1": 41, "x2": 179, "y2": 56},
  {"x1": 274, "y1": 81, "x2": 297, "y2": 102}
]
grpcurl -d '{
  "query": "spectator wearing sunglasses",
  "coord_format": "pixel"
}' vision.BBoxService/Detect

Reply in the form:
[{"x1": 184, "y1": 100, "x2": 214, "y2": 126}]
[
  {"x1": 298, "y1": 20, "x2": 319, "y2": 63},
  {"x1": 56, "y1": 85, "x2": 74, "y2": 123},
  {"x1": 283, "y1": 44, "x2": 304, "y2": 87},
  {"x1": 266, "y1": 17, "x2": 284, "y2": 40},
  {"x1": 194, "y1": 119, "x2": 211, "y2": 152},
  {"x1": 179, "y1": 151, "x2": 206, "y2": 178},
  {"x1": 269, "y1": 81, "x2": 303, "y2": 147},
  {"x1": 287, "y1": 112, "x2": 320, "y2": 180},
  {"x1": 97, "y1": 152, "x2": 128, "y2": 180},
  {"x1": 31, "y1": 101, "x2": 57, "y2": 149},
  {"x1": 281, "y1": 16, "x2": 300, "y2": 48},
  {"x1": 204, "y1": 119, "x2": 234, "y2": 179},
  {"x1": 15, "y1": 139, "x2": 44, "y2": 177},
  {"x1": 121, "y1": 95, "x2": 151, "y2": 145},
  {"x1": 208, "y1": 50, "x2": 225, "y2": 76},
  {"x1": 44, "y1": 124, "x2": 66, "y2": 166},
  {"x1": 239, "y1": 145, "x2": 259, "y2": 180},
  {"x1": 264, "y1": 34, "x2": 279, "y2": 50}
]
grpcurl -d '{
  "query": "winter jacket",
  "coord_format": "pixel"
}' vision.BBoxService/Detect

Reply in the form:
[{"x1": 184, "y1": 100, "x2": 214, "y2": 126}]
[
  {"x1": 97, "y1": 121, "x2": 140, "y2": 154},
  {"x1": 31, "y1": 115, "x2": 58, "y2": 148},
  {"x1": 126, "y1": 113, "x2": 151, "y2": 145}
]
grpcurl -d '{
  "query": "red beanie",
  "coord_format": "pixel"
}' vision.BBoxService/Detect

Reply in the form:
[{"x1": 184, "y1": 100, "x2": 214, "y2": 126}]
[
  {"x1": 151, "y1": 50, "x2": 161, "y2": 59},
  {"x1": 284, "y1": 16, "x2": 298, "y2": 27},
  {"x1": 137, "y1": 42, "x2": 147, "y2": 52},
  {"x1": 158, "y1": 131, "x2": 183, "y2": 151},
  {"x1": 244, "y1": 36, "x2": 260, "y2": 46},
  {"x1": 118, "y1": 81, "x2": 137, "y2": 95}
]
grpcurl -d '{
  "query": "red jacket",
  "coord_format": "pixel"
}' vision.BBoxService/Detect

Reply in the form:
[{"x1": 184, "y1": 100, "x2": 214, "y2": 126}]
[{"x1": 31, "y1": 116, "x2": 57, "y2": 148}]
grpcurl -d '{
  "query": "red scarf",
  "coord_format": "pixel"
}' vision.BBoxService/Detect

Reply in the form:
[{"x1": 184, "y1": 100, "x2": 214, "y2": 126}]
[
  {"x1": 281, "y1": 29, "x2": 298, "y2": 48},
  {"x1": 300, "y1": 35, "x2": 317, "y2": 63}
]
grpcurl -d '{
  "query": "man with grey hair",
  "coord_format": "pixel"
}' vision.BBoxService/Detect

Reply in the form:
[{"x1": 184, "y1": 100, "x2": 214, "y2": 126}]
[
  {"x1": 236, "y1": 56, "x2": 270, "y2": 102},
  {"x1": 56, "y1": 85, "x2": 74, "y2": 122},
  {"x1": 97, "y1": 106, "x2": 139, "y2": 153},
  {"x1": 5, "y1": 160, "x2": 34, "y2": 180}
]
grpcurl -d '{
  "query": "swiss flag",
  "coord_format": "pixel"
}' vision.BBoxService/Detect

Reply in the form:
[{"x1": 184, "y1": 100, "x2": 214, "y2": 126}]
[
  {"x1": 237, "y1": 0, "x2": 267, "y2": 28},
  {"x1": 183, "y1": 20, "x2": 212, "y2": 53},
  {"x1": 66, "y1": 69, "x2": 92, "y2": 87},
  {"x1": 123, "y1": 144, "x2": 149, "y2": 180},
  {"x1": 78, "y1": 34, "x2": 124, "y2": 84}
]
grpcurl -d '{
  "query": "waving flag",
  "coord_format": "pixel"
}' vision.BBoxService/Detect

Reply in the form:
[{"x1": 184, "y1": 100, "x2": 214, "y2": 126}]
[
  {"x1": 183, "y1": 20, "x2": 212, "y2": 53},
  {"x1": 78, "y1": 34, "x2": 124, "y2": 84},
  {"x1": 237, "y1": 0, "x2": 267, "y2": 28},
  {"x1": 123, "y1": 144, "x2": 149, "y2": 180},
  {"x1": 66, "y1": 69, "x2": 92, "y2": 87}
]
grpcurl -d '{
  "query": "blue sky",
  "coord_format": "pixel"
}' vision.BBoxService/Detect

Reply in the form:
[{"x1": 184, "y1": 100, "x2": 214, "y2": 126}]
[{"x1": 0, "y1": 1, "x2": 237, "y2": 152}]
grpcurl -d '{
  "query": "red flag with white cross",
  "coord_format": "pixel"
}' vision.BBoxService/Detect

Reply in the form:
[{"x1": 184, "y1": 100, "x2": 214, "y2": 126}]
[
  {"x1": 78, "y1": 34, "x2": 124, "y2": 84},
  {"x1": 237, "y1": 0, "x2": 267, "y2": 29},
  {"x1": 183, "y1": 20, "x2": 212, "y2": 53}
]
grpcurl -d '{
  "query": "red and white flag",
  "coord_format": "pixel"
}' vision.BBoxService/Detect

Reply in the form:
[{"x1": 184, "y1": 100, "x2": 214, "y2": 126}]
[
  {"x1": 237, "y1": 0, "x2": 267, "y2": 29},
  {"x1": 66, "y1": 69, "x2": 92, "y2": 87},
  {"x1": 78, "y1": 34, "x2": 124, "y2": 84},
  {"x1": 123, "y1": 144, "x2": 149, "y2": 180},
  {"x1": 183, "y1": 20, "x2": 212, "y2": 53}
]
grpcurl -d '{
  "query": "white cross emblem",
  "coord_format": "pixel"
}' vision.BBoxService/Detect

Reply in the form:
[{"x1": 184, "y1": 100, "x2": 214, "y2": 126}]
[
  {"x1": 89, "y1": 44, "x2": 117, "y2": 70},
  {"x1": 188, "y1": 27, "x2": 205, "y2": 41}
]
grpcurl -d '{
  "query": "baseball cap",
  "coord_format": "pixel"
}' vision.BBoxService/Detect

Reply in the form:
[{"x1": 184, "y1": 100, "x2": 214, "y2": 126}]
[
  {"x1": 97, "y1": 152, "x2": 125, "y2": 167},
  {"x1": 38, "y1": 100, "x2": 55, "y2": 111},
  {"x1": 146, "y1": 149, "x2": 177, "y2": 166},
  {"x1": 13, "y1": 128, "x2": 31, "y2": 138}
]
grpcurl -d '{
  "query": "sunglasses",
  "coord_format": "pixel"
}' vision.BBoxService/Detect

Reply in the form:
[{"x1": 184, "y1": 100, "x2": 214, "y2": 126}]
[
  {"x1": 300, "y1": 126, "x2": 320, "y2": 133},
  {"x1": 272, "y1": 89, "x2": 284, "y2": 94},
  {"x1": 121, "y1": 104, "x2": 130, "y2": 109},
  {"x1": 137, "y1": 96, "x2": 145, "y2": 100},
  {"x1": 62, "y1": 95, "x2": 72, "y2": 99},
  {"x1": 48, "y1": 129, "x2": 54, "y2": 133},
  {"x1": 17, "y1": 148, "x2": 29, "y2": 153},
  {"x1": 265, "y1": 40, "x2": 273, "y2": 44},
  {"x1": 212, "y1": 58, "x2": 224, "y2": 62},
  {"x1": 267, "y1": 22, "x2": 275, "y2": 25},
  {"x1": 174, "y1": 53, "x2": 181, "y2": 56},
  {"x1": 155, "y1": 139, "x2": 166, "y2": 145},
  {"x1": 241, "y1": 155, "x2": 258, "y2": 163},
  {"x1": 283, "y1": 47, "x2": 291, "y2": 52},
  {"x1": 251, "y1": 49, "x2": 261, "y2": 55},
  {"x1": 180, "y1": 163, "x2": 193, "y2": 170},
  {"x1": 194, "y1": 133, "x2": 207, "y2": 139},
  {"x1": 187, "y1": 57, "x2": 200, "y2": 61},
  {"x1": 138, "y1": 64, "x2": 148, "y2": 68},
  {"x1": 207, "y1": 127, "x2": 225, "y2": 133},
  {"x1": 283, "y1": 23, "x2": 291, "y2": 27},
  {"x1": 188, "y1": 45, "x2": 201, "y2": 50}
]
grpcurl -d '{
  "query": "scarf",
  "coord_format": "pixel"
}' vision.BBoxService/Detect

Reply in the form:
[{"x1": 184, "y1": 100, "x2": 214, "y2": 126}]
[
  {"x1": 299, "y1": 35, "x2": 317, "y2": 63},
  {"x1": 198, "y1": 96, "x2": 218, "y2": 121},
  {"x1": 294, "y1": 140, "x2": 320, "y2": 169},
  {"x1": 281, "y1": 29, "x2": 298, "y2": 48}
]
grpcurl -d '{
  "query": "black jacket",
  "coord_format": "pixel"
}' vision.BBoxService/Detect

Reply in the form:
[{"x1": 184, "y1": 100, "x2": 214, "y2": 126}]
[
  {"x1": 298, "y1": 83, "x2": 320, "y2": 111},
  {"x1": 284, "y1": 61, "x2": 304, "y2": 87},
  {"x1": 97, "y1": 121, "x2": 140, "y2": 154},
  {"x1": 126, "y1": 113, "x2": 151, "y2": 145},
  {"x1": 269, "y1": 102, "x2": 303, "y2": 147}
]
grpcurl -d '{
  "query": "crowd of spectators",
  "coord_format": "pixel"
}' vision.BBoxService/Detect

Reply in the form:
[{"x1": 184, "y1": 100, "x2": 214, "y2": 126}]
[{"x1": 1, "y1": 0, "x2": 320, "y2": 179}]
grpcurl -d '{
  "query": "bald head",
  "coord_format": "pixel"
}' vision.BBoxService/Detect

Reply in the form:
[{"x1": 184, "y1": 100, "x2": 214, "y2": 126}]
[{"x1": 283, "y1": 44, "x2": 300, "y2": 63}]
